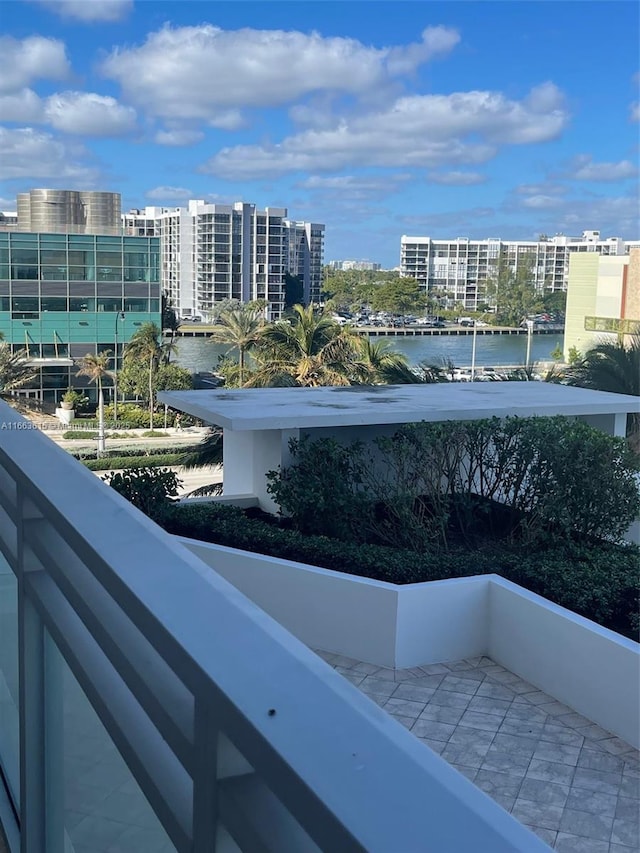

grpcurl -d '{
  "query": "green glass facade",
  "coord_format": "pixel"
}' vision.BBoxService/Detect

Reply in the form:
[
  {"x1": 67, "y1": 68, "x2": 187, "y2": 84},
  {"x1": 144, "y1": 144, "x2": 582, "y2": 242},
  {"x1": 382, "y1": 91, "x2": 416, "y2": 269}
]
[{"x1": 0, "y1": 232, "x2": 161, "y2": 402}]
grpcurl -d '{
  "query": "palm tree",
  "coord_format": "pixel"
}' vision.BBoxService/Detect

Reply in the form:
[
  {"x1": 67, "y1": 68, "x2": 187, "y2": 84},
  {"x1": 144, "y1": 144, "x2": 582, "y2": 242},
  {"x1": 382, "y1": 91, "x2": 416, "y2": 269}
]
[
  {"x1": 0, "y1": 344, "x2": 37, "y2": 397},
  {"x1": 209, "y1": 304, "x2": 265, "y2": 386},
  {"x1": 76, "y1": 351, "x2": 113, "y2": 454},
  {"x1": 162, "y1": 295, "x2": 180, "y2": 358},
  {"x1": 124, "y1": 322, "x2": 164, "y2": 429},
  {"x1": 250, "y1": 304, "x2": 354, "y2": 387},
  {"x1": 564, "y1": 332, "x2": 640, "y2": 448},
  {"x1": 350, "y1": 336, "x2": 423, "y2": 384}
]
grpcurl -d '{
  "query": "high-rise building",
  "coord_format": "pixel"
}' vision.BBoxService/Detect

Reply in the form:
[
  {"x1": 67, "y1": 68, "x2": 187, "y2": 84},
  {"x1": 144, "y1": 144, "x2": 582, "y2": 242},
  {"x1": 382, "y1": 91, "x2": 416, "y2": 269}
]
[
  {"x1": 328, "y1": 260, "x2": 382, "y2": 271},
  {"x1": 123, "y1": 201, "x2": 325, "y2": 320},
  {"x1": 16, "y1": 189, "x2": 122, "y2": 235},
  {"x1": 400, "y1": 231, "x2": 634, "y2": 311},
  {"x1": 0, "y1": 229, "x2": 161, "y2": 403},
  {"x1": 564, "y1": 248, "x2": 640, "y2": 359},
  {"x1": 284, "y1": 221, "x2": 325, "y2": 304}
]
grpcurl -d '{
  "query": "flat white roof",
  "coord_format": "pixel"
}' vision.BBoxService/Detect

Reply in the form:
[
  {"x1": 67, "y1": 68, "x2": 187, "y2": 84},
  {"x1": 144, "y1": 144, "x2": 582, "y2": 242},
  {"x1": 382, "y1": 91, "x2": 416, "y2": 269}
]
[{"x1": 158, "y1": 383, "x2": 640, "y2": 432}]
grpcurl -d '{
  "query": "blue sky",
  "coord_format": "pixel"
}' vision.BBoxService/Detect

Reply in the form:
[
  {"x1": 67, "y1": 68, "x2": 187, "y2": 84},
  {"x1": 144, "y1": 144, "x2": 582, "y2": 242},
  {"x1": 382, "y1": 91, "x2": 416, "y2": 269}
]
[{"x1": 0, "y1": 0, "x2": 638, "y2": 267}]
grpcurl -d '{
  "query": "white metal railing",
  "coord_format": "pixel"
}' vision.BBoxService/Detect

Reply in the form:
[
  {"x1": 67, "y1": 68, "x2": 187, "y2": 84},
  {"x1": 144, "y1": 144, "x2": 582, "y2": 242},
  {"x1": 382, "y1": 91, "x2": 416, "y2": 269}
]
[{"x1": 0, "y1": 401, "x2": 548, "y2": 852}]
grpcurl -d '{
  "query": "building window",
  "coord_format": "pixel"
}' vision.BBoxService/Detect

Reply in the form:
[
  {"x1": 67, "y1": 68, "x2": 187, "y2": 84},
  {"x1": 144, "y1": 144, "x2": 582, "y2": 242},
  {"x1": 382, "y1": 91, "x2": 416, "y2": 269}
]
[
  {"x1": 41, "y1": 297, "x2": 68, "y2": 312},
  {"x1": 124, "y1": 298, "x2": 148, "y2": 312},
  {"x1": 11, "y1": 265, "x2": 38, "y2": 280},
  {"x1": 69, "y1": 298, "x2": 95, "y2": 312},
  {"x1": 97, "y1": 298, "x2": 123, "y2": 312}
]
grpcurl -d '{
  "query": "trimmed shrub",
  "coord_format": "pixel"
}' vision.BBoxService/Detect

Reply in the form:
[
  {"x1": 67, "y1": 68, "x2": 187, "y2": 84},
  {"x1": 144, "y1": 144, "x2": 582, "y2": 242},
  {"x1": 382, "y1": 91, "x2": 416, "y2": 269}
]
[
  {"x1": 103, "y1": 467, "x2": 182, "y2": 523},
  {"x1": 63, "y1": 430, "x2": 98, "y2": 440},
  {"x1": 72, "y1": 444, "x2": 195, "y2": 462},
  {"x1": 267, "y1": 417, "x2": 640, "y2": 549},
  {"x1": 83, "y1": 453, "x2": 185, "y2": 471},
  {"x1": 163, "y1": 502, "x2": 639, "y2": 640}
]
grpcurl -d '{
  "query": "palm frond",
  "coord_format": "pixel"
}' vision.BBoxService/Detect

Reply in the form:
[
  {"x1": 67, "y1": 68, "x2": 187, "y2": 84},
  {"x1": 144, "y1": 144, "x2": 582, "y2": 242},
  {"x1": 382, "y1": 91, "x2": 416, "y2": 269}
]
[
  {"x1": 184, "y1": 482, "x2": 224, "y2": 498},
  {"x1": 178, "y1": 429, "x2": 223, "y2": 469}
]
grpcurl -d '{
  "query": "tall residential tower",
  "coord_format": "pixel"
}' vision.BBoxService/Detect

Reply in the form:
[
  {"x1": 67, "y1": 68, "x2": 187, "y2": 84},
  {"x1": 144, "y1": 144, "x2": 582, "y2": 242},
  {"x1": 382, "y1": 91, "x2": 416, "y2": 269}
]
[
  {"x1": 400, "y1": 231, "x2": 634, "y2": 310},
  {"x1": 123, "y1": 201, "x2": 325, "y2": 320}
]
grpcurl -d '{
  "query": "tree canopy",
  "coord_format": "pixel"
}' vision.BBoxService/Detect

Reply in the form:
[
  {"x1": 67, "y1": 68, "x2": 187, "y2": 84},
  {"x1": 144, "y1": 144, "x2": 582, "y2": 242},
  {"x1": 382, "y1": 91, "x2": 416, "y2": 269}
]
[
  {"x1": 0, "y1": 344, "x2": 37, "y2": 396},
  {"x1": 370, "y1": 278, "x2": 427, "y2": 318},
  {"x1": 321, "y1": 267, "x2": 399, "y2": 312},
  {"x1": 209, "y1": 303, "x2": 266, "y2": 386},
  {"x1": 484, "y1": 255, "x2": 543, "y2": 326}
]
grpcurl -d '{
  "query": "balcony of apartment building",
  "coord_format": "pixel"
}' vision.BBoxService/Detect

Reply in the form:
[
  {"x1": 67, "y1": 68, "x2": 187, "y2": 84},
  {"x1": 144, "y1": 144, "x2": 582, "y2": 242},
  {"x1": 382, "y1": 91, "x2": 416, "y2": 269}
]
[{"x1": 1, "y1": 384, "x2": 639, "y2": 852}]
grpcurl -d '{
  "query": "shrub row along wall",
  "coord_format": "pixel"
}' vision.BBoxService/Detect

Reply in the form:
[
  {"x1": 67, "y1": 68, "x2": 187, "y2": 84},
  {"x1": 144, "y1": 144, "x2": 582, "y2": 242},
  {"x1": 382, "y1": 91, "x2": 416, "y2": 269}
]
[
  {"x1": 266, "y1": 416, "x2": 640, "y2": 549},
  {"x1": 164, "y1": 502, "x2": 640, "y2": 640}
]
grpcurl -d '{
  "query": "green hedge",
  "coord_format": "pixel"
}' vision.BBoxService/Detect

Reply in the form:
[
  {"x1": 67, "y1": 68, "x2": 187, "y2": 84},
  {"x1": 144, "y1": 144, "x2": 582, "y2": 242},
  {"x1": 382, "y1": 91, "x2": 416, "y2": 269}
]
[
  {"x1": 72, "y1": 445, "x2": 193, "y2": 462},
  {"x1": 164, "y1": 502, "x2": 640, "y2": 640},
  {"x1": 267, "y1": 418, "x2": 640, "y2": 548},
  {"x1": 83, "y1": 453, "x2": 185, "y2": 471}
]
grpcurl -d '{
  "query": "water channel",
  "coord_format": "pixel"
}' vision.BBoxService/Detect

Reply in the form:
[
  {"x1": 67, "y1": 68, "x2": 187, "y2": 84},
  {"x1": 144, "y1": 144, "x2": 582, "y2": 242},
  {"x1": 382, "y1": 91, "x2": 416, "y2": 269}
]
[{"x1": 174, "y1": 333, "x2": 565, "y2": 374}]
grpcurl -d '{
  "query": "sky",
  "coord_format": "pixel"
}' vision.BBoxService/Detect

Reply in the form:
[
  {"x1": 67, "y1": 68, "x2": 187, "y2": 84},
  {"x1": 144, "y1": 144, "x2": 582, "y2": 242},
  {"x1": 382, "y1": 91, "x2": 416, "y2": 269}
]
[{"x1": 0, "y1": 0, "x2": 638, "y2": 267}]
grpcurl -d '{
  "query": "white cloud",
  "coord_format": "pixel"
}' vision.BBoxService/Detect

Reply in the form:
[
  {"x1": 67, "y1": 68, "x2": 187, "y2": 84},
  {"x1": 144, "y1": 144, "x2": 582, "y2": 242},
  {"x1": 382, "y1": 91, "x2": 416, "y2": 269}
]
[
  {"x1": 32, "y1": 0, "x2": 133, "y2": 22},
  {"x1": 569, "y1": 155, "x2": 638, "y2": 182},
  {"x1": 630, "y1": 102, "x2": 639, "y2": 122},
  {"x1": 516, "y1": 182, "x2": 566, "y2": 197},
  {"x1": 547, "y1": 193, "x2": 640, "y2": 239},
  {"x1": 203, "y1": 83, "x2": 568, "y2": 179},
  {"x1": 520, "y1": 194, "x2": 564, "y2": 209},
  {"x1": 0, "y1": 127, "x2": 95, "y2": 181},
  {"x1": 154, "y1": 128, "x2": 204, "y2": 147},
  {"x1": 146, "y1": 186, "x2": 193, "y2": 201},
  {"x1": 44, "y1": 92, "x2": 136, "y2": 136},
  {"x1": 101, "y1": 24, "x2": 460, "y2": 120},
  {"x1": 399, "y1": 207, "x2": 497, "y2": 230},
  {"x1": 0, "y1": 89, "x2": 44, "y2": 123},
  {"x1": 0, "y1": 36, "x2": 70, "y2": 94},
  {"x1": 298, "y1": 173, "x2": 411, "y2": 201},
  {"x1": 428, "y1": 171, "x2": 486, "y2": 185},
  {"x1": 208, "y1": 110, "x2": 246, "y2": 131}
]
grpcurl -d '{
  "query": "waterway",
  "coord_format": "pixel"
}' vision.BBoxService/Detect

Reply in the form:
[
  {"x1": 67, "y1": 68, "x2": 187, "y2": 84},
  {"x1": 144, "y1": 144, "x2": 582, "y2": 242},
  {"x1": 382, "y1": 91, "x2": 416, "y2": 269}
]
[{"x1": 175, "y1": 333, "x2": 565, "y2": 373}]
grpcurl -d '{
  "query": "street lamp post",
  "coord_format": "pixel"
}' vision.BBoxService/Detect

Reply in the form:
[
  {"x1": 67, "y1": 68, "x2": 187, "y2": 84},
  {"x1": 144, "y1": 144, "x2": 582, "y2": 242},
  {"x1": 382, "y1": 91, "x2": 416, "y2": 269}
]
[
  {"x1": 470, "y1": 319, "x2": 478, "y2": 381},
  {"x1": 114, "y1": 311, "x2": 125, "y2": 423},
  {"x1": 525, "y1": 319, "x2": 535, "y2": 371}
]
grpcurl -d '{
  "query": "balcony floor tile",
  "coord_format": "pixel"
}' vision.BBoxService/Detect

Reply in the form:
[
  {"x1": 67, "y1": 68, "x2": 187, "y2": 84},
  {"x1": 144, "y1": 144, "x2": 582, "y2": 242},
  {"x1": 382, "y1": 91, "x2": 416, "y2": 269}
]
[{"x1": 320, "y1": 651, "x2": 640, "y2": 851}]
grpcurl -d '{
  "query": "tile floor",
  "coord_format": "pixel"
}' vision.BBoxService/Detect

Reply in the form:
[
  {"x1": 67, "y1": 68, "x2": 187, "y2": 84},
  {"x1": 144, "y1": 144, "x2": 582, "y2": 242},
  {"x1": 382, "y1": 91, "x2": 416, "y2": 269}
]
[{"x1": 317, "y1": 651, "x2": 640, "y2": 852}]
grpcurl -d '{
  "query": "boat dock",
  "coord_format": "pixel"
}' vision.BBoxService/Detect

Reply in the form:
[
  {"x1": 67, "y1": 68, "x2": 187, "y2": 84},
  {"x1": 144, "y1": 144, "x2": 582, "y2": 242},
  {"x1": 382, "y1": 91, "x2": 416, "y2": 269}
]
[{"x1": 172, "y1": 324, "x2": 564, "y2": 339}]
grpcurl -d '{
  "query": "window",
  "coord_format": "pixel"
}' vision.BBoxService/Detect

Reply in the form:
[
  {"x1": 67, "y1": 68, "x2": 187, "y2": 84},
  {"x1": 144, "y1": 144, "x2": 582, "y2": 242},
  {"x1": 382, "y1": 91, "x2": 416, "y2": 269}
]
[
  {"x1": 11, "y1": 295, "x2": 39, "y2": 318},
  {"x1": 68, "y1": 250, "x2": 95, "y2": 266},
  {"x1": 69, "y1": 298, "x2": 95, "y2": 312},
  {"x1": 41, "y1": 267, "x2": 68, "y2": 281},
  {"x1": 96, "y1": 252, "x2": 122, "y2": 268},
  {"x1": 41, "y1": 249, "x2": 67, "y2": 266},
  {"x1": 11, "y1": 265, "x2": 38, "y2": 280},
  {"x1": 97, "y1": 298, "x2": 123, "y2": 312},
  {"x1": 124, "y1": 268, "x2": 149, "y2": 283},
  {"x1": 41, "y1": 297, "x2": 68, "y2": 312},
  {"x1": 11, "y1": 248, "x2": 38, "y2": 265},
  {"x1": 124, "y1": 298, "x2": 148, "y2": 312}
]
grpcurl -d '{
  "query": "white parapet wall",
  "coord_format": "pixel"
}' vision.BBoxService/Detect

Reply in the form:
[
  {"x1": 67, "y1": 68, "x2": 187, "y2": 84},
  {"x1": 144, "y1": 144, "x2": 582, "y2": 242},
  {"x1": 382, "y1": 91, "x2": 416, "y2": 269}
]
[
  {"x1": 487, "y1": 579, "x2": 640, "y2": 749},
  {"x1": 179, "y1": 537, "x2": 640, "y2": 748},
  {"x1": 182, "y1": 539, "x2": 400, "y2": 667},
  {"x1": 395, "y1": 576, "x2": 489, "y2": 668}
]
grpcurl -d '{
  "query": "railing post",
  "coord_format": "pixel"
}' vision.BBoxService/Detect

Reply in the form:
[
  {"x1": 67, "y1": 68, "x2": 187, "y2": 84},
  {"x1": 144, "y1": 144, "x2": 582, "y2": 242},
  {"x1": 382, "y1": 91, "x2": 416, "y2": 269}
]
[
  {"x1": 18, "y1": 594, "x2": 45, "y2": 853},
  {"x1": 18, "y1": 497, "x2": 66, "y2": 853},
  {"x1": 44, "y1": 633, "x2": 65, "y2": 853},
  {"x1": 192, "y1": 698, "x2": 218, "y2": 852}
]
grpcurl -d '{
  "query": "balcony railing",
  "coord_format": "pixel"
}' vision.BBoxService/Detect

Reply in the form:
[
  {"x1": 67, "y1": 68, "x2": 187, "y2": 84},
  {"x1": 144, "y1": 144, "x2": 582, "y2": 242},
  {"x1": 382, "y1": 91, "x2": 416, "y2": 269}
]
[{"x1": 0, "y1": 401, "x2": 546, "y2": 852}]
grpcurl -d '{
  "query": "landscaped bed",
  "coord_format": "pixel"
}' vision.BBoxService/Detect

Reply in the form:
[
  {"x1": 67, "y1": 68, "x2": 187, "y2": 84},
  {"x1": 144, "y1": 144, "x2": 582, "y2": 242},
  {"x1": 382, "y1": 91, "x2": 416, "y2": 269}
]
[
  {"x1": 107, "y1": 415, "x2": 640, "y2": 641},
  {"x1": 163, "y1": 501, "x2": 639, "y2": 640}
]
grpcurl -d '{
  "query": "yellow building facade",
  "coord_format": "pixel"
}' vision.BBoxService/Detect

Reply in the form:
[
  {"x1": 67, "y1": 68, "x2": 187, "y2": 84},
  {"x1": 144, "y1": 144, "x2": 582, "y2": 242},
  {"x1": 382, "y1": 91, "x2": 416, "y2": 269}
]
[{"x1": 564, "y1": 248, "x2": 640, "y2": 358}]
